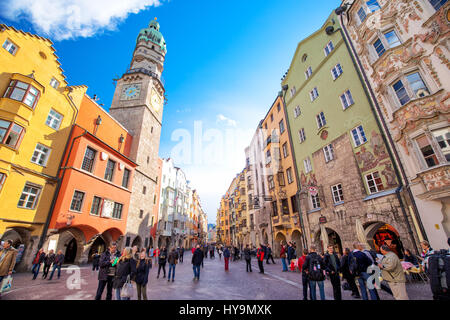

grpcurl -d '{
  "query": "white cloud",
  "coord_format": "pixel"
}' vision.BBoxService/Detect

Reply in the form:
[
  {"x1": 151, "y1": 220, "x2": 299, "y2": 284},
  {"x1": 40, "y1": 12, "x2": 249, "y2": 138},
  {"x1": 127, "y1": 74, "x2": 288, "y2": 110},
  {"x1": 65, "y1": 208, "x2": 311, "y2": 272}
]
[
  {"x1": 216, "y1": 114, "x2": 237, "y2": 127},
  {"x1": 1, "y1": 0, "x2": 162, "y2": 40}
]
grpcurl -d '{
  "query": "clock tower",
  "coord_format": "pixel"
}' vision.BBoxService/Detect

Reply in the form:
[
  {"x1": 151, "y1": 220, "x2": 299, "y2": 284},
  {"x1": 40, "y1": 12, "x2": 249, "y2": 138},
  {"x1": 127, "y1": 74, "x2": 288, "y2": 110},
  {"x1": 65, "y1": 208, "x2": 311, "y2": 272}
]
[{"x1": 109, "y1": 18, "x2": 166, "y2": 248}]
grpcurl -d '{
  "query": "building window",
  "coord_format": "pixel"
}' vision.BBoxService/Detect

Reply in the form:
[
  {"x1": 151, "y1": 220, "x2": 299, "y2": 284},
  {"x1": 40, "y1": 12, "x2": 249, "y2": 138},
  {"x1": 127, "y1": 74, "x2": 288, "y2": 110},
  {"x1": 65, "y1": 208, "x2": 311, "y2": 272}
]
[
  {"x1": 373, "y1": 38, "x2": 386, "y2": 57},
  {"x1": 277, "y1": 172, "x2": 285, "y2": 187},
  {"x1": 3, "y1": 80, "x2": 40, "y2": 109},
  {"x1": 304, "y1": 157, "x2": 312, "y2": 173},
  {"x1": 268, "y1": 175, "x2": 275, "y2": 190},
  {"x1": 91, "y1": 196, "x2": 102, "y2": 215},
  {"x1": 31, "y1": 143, "x2": 51, "y2": 166},
  {"x1": 416, "y1": 135, "x2": 439, "y2": 168},
  {"x1": 18, "y1": 183, "x2": 41, "y2": 209},
  {"x1": 143, "y1": 186, "x2": 147, "y2": 194},
  {"x1": 286, "y1": 167, "x2": 294, "y2": 184},
  {"x1": 331, "y1": 63, "x2": 343, "y2": 80},
  {"x1": 340, "y1": 90, "x2": 354, "y2": 110},
  {"x1": 311, "y1": 194, "x2": 321, "y2": 209},
  {"x1": 272, "y1": 201, "x2": 278, "y2": 217},
  {"x1": 266, "y1": 149, "x2": 271, "y2": 164},
  {"x1": 112, "y1": 202, "x2": 123, "y2": 219},
  {"x1": 81, "y1": 147, "x2": 96, "y2": 172},
  {"x1": 358, "y1": 7, "x2": 367, "y2": 23},
  {"x1": 0, "y1": 119, "x2": 24, "y2": 149},
  {"x1": 384, "y1": 30, "x2": 401, "y2": 48},
  {"x1": 104, "y1": 159, "x2": 116, "y2": 182},
  {"x1": 281, "y1": 199, "x2": 290, "y2": 215},
  {"x1": 270, "y1": 114, "x2": 274, "y2": 122},
  {"x1": 140, "y1": 209, "x2": 144, "y2": 219},
  {"x1": 298, "y1": 128, "x2": 306, "y2": 143},
  {"x1": 351, "y1": 125, "x2": 368, "y2": 147},
  {"x1": 277, "y1": 103, "x2": 281, "y2": 112},
  {"x1": 366, "y1": 0, "x2": 381, "y2": 12},
  {"x1": 429, "y1": 0, "x2": 448, "y2": 10},
  {"x1": 310, "y1": 87, "x2": 319, "y2": 101},
  {"x1": 392, "y1": 72, "x2": 430, "y2": 106},
  {"x1": 122, "y1": 168, "x2": 131, "y2": 188},
  {"x1": 290, "y1": 86, "x2": 297, "y2": 98},
  {"x1": 373, "y1": 30, "x2": 401, "y2": 58},
  {"x1": 365, "y1": 172, "x2": 384, "y2": 194},
  {"x1": 291, "y1": 195, "x2": 298, "y2": 213},
  {"x1": 2, "y1": 39, "x2": 18, "y2": 55},
  {"x1": 0, "y1": 172, "x2": 5, "y2": 192},
  {"x1": 45, "y1": 109, "x2": 63, "y2": 130},
  {"x1": 294, "y1": 105, "x2": 301, "y2": 118},
  {"x1": 305, "y1": 66, "x2": 313, "y2": 79},
  {"x1": 324, "y1": 41, "x2": 334, "y2": 56},
  {"x1": 70, "y1": 190, "x2": 85, "y2": 212},
  {"x1": 279, "y1": 119, "x2": 285, "y2": 134},
  {"x1": 323, "y1": 144, "x2": 335, "y2": 162},
  {"x1": 316, "y1": 112, "x2": 326, "y2": 129},
  {"x1": 432, "y1": 128, "x2": 450, "y2": 162},
  {"x1": 282, "y1": 142, "x2": 289, "y2": 158},
  {"x1": 331, "y1": 184, "x2": 344, "y2": 203},
  {"x1": 49, "y1": 77, "x2": 60, "y2": 89}
]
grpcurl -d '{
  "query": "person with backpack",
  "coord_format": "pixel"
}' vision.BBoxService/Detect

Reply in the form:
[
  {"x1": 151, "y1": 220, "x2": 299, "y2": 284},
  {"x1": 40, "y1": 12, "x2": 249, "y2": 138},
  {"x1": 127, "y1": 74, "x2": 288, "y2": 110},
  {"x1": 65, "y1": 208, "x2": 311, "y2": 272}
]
[
  {"x1": 157, "y1": 247, "x2": 167, "y2": 278},
  {"x1": 340, "y1": 248, "x2": 360, "y2": 298},
  {"x1": 244, "y1": 244, "x2": 252, "y2": 272},
  {"x1": 298, "y1": 248, "x2": 311, "y2": 300},
  {"x1": 256, "y1": 244, "x2": 265, "y2": 274},
  {"x1": 302, "y1": 245, "x2": 326, "y2": 300},
  {"x1": 378, "y1": 245, "x2": 408, "y2": 300},
  {"x1": 350, "y1": 242, "x2": 378, "y2": 300},
  {"x1": 324, "y1": 245, "x2": 342, "y2": 300},
  {"x1": 426, "y1": 238, "x2": 450, "y2": 301}
]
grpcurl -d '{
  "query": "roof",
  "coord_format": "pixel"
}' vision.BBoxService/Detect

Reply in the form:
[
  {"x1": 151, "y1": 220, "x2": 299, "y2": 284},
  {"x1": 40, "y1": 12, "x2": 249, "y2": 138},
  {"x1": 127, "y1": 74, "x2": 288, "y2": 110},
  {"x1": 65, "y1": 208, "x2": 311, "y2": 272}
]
[{"x1": 136, "y1": 18, "x2": 167, "y2": 53}]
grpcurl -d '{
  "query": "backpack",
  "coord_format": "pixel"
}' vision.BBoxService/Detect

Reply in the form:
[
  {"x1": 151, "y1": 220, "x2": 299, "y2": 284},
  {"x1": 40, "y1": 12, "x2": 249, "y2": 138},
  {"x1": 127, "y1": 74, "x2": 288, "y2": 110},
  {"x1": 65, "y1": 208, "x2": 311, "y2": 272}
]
[
  {"x1": 348, "y1": 252, "x2": 360, "y2": 276},
  {"x1": 308, "y1": 255, "x2": 325, "y2": 281},
  {"x1": 427, "y1": 249, "x2": 450, "y2": 300}
]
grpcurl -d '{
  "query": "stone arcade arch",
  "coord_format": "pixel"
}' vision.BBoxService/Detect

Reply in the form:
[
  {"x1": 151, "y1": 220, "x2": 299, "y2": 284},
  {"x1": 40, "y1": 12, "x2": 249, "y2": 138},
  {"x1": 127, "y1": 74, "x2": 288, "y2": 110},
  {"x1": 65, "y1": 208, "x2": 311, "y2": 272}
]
[
  {"x1": 364, "y1": 221, "x2": 405, "y2": 258},
  {"x1": 56, "y1": 228, "x2": 86, "y2": 265},
  {"x1": 274, "y1": 232, "x2": 287, "y2": 257},
  {"x1": 314, "y1": 227, "x2": 343, "y2": 255},
  {"x1": 291, "y1": 230, "x2": 303, "y2": 257}
]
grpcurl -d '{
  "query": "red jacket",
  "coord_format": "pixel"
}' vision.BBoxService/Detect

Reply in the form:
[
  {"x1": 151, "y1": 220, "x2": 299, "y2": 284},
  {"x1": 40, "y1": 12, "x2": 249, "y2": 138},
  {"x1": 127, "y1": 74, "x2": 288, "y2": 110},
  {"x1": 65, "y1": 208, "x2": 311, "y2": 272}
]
[
  {"x1": 191, "y1": 248, "x2": 195, "y2": 254},
  {"x1": 280, "y1": 246, "x2": 287, "y2": 258},
  {"x1": 298, "y1": 255, "x2": 307, "y2": 272},
  {"x1": 257, "y1": 248, "x2": 265, "y2": 262}
]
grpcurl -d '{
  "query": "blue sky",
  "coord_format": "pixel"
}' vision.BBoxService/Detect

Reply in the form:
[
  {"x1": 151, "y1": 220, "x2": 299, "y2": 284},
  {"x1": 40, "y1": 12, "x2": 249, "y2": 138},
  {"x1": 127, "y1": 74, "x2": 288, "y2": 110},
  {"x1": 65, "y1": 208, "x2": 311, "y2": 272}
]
[{"x1": 1, "y1": 0, "x2": 341, "y2": 223}]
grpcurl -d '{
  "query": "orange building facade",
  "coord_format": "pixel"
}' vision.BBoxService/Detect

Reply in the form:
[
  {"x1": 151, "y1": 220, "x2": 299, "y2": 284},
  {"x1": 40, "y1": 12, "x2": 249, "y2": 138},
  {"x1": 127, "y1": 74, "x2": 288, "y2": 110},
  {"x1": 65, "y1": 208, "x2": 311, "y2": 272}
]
[{"x1": 44, "y1": 94, "x2": 136, "y2": 264}]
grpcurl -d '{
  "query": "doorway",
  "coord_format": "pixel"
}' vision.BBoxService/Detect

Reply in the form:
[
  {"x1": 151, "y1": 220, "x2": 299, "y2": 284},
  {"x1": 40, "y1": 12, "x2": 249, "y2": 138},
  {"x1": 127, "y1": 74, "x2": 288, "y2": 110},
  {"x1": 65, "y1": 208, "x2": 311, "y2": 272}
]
[{"x1": 65, "y1": 238, "x2": 77, "y2": 264}]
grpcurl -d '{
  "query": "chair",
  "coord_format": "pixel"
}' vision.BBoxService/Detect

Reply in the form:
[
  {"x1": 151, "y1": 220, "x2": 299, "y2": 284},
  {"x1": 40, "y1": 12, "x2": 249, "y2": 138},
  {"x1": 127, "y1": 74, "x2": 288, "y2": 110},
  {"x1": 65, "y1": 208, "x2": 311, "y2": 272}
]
[{"x1": 405, "y1": 265, "x2": 428, "y2": 283}]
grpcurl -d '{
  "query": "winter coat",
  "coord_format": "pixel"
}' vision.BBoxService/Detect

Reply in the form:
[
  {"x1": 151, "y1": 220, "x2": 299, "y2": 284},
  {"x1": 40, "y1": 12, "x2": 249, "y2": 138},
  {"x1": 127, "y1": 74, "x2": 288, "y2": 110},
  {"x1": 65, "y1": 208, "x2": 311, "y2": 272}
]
[
  {"x1": 324, "y1": 252, "x2": 341, "y2": 274},
  {"x1": 340, "y1": 255, "x2": 353, "y2": 279},
  {"x1": 168, "y1": 251, "x2": 179, "y2": 265},
  {"x1": 32, "y1": 251, "x2": 46, "y2": 265},
  {"x1": 113, "y1": 258, "x2": 136, "y2": 289},
  {"x1": 192, "y1": 248, "x2": 204, "y2": 266},
  {"x1": 0, "y1": 247, "x2": 17, "y2": 276},
  {"x1": 244, "y1": 248, "x2": 252, "y2": 260},
  {"x1": 223, "y1": 248, "x2": 231, "y2": 259},
  {"x1": 352, "y1": 250, "x2": 373, "y2": 275},
  {"x1": 54, "y1": 254, "x2": 65, "y2": 266},
  {"x1": 280, "y1": 246, "x2": 287, "y2": 259},
  {"x1": 257, "y1": 248, "x2": 265, "y2": 262},
  {"x1": 287, "y1": 246, "x2": 295, "y2": 260},
  {"x1": 135, "y1": 259, "x2": 150, "y2": 286},
  {"x1": 44, "y1": 253, "x2": 56, "y2": 266},
  {"x1": 380, "y1": 251, "x2": 406, "y2": 283},
  {"x1": 98, "y1": 250, "x2": 119, "y2": 281},
  {"x1": 404, "y1": 254, "x2": 419, "y2": 267},
  {"x1": 158, "y1": 249, "x2": 168, "y2": 265}
]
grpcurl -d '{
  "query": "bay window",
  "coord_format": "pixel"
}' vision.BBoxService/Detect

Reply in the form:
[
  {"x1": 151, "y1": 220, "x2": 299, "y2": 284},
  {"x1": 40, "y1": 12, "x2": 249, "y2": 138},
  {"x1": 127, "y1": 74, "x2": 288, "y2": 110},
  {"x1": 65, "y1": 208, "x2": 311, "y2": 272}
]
[
  {"x1": 3, "y1": 80, "x2": 40, "y2": 109},
  {"x1": 0, "y1": 119, "x2": 24, "y2": 149},
  {"x1": 392, "y1": 72, "x2": 430, "y2": 107}
]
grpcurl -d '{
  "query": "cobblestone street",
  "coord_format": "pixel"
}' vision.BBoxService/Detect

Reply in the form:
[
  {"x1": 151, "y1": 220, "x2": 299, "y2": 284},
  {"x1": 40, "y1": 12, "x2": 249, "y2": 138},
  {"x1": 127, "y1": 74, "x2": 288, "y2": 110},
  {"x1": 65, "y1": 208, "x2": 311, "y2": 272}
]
[{"x1": 2, "y1": 253, "x2": 433, "y2": 300}]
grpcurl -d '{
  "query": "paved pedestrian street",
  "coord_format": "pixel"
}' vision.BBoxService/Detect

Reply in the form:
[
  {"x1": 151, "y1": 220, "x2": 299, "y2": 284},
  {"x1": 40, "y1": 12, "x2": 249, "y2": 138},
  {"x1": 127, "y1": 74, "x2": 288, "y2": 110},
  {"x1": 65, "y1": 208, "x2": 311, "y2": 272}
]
[{"x1": 3, "y1": 253, "x2": 433, "y2": 300}]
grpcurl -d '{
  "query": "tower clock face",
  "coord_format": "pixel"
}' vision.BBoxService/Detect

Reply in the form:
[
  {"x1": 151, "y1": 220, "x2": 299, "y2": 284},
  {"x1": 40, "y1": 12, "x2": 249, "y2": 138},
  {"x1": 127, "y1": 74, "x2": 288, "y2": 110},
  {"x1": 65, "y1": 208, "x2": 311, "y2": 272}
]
[
  {"x1": 150, "y1": 88, "x2": 163, "y2": 112},
  {"x1": 121, "y1": 83, "x2": 141, "y2": 100}
]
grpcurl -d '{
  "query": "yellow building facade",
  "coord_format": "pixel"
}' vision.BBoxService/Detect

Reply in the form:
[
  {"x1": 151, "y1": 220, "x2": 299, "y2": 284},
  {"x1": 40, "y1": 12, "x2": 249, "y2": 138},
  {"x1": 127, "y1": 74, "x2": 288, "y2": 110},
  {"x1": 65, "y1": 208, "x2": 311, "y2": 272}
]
[{"x1": 0, "y1": 25, "x2": 85, "y2": 270}]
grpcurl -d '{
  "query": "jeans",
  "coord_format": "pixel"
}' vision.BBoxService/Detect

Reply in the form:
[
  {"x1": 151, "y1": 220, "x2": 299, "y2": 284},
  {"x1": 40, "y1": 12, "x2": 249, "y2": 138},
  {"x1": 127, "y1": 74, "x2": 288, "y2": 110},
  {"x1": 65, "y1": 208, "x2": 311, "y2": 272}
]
[
  {"x1": 309, "y1": 280, "x2": 326, "y2": 300},
  {"x1": 31, "y1": 263, "x2": 41, "y2": 279},
  {"x1": 246, "y1": 259, "x2": 252, "y2": 272},
  {"x1": 224, "y1": 257, "x2": 230, "y2": 270},
  {"x1": 49, "y1": 265, "x2": 61, "y2": 280},
  {"x1": 193, "y1": 265, "x2": 201, "y2": 279},
  {"x1": 168, "y1": 264, "x2": 176, "y2": 280},
  {"x1": 302, "y1": 273, "x2": 310, "y2": 300},
  {"x1": 329, "y1": 273, "x2": 342, "y2": 300},
  {"x1": 358, "y1": 272, "x2": 379, "y2": 300},
  {"x1": 281, "y1": 258, "x2": 288, "y2": 271},
  {"x1": 95, "y1": 276, "x2": 114, "y2": 300}
]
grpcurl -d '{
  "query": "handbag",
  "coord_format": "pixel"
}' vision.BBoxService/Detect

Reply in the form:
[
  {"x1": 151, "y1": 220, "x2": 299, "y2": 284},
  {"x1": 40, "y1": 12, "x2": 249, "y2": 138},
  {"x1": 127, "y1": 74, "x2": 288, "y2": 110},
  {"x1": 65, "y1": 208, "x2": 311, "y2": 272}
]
[
  {"x1": 121, "y1": 275, "x2": 133, "y2": 299},
  {"x1": 1, "y1": 275, "x2": 13, "y2": 293}
]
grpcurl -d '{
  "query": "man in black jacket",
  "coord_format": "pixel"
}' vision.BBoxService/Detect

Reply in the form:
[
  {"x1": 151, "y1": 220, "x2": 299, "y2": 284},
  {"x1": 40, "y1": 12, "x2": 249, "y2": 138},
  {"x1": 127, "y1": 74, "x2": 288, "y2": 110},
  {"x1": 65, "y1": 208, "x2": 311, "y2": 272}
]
[
  {"x1": 157, "y1": 247, "x2": 167, "y2": 278},
  {"x1": 244, "y1": 245, "x2": 252, "y2": 272},
  {"x1": 351, "y1": 242, "x2": 378, "y2": 300},
  {"x1": 192, "y1": 245, "x2": 203, "y2": 280},
  {"x1": 95, "y1": 242, "x2": 119, "y2": 300},
  {"x1": 48, "y1": 250, "x2": 64, "y2": 280},
  {"x1": 266, "y1": 244, "x2": 275, "y2": 264},
  {"x1": 324, "y1": 245, "x2": 342, "y2": 300}
]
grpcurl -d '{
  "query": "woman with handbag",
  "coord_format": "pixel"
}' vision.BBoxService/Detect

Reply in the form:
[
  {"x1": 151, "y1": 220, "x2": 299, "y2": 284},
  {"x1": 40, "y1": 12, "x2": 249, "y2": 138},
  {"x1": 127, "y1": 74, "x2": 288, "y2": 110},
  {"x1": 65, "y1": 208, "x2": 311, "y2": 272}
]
[
  {"x1": 113, "y1": 247, "x2": 136, "y2": 300},
  {"x1": 0, "y1": 240, "x2": 17, "y2": 299},
  {"x1": 135, "y1": 251, "x2": 151, "y2": 300}
]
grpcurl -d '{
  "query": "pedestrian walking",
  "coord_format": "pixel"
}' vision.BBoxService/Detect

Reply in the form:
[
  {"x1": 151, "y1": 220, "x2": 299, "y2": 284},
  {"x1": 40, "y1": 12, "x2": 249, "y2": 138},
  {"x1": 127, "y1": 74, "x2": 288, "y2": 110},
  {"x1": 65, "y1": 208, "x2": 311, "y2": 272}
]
[
  {"x1": 31, "y1": 248, "x2": 46, "y2": 280},
  {"x1": 287, "y1": 242, "x2": 295, "y2": 266},
  {"x1": 224, "y1": 246, "x2": 231, "y2": 271},
  {"x1": 192, "y1": 245, "x2": 203, "y2": 281},
  {"x1": 324, "y1": 245, "x2": 342, "y2": 300},
  {"x1": 280, "y1": 242, "x2": 288, "y2": 272},
  {"x1": 95, "y1": 242, "x2": 120, "y2": 300},
  {"x1": 218, "y1": 247, "x2": 223, "y2": 260},
  {"x1": 244, "y1": 245, "x2": 252, "y2": 272},
  {"x1": 298, "y1": 249, "x2": 311, "y2": 300},
  {"x1": 180, "y1": 247, "x2": 185, "y2": 263},
  {"x1": 256, "y1": 244, "x2": 265, "y2": 274},
  {"x1": 48, "y1": 250, "x2": 65, "y2": 280},
  {"x1": 0, "y1": 240, "x2": 17, "y2": 300},
  {"x1": 303, "y1": 245, "x2": 326, "y2": 300},
  {"x1": 91, "y1": 251, "x2": 101, "y2": 271},
  {"x1": 42, "y1": 249, "x2": 55, "y2": 279},
  {"x1": 210, "y1": 247, "x2": 215, "y2": 259},
  {"x1": 168, "y1": 248, "x2": 179, "y2": 282},
  {"x1": 340, "y1": 248, "x2": 360, "y2": 298},
  {"x1": 135, "y1": 251, "x2": 151, "y2": 300},
  {"x1": 157, "y1": 247, "x2": 167, "y2": 278},
  {"x1": 378, "y1": 245, "x2": 409, "y2": 300},
  {"x1": 113, "y1": 247, "x2": 136, "y2": 300},
  {"x1": 266, "y1": 244, "x2": 275, "y2": 264},
  {"x1": 350, "y1": 242, "x2": 378, "y2": 300}
]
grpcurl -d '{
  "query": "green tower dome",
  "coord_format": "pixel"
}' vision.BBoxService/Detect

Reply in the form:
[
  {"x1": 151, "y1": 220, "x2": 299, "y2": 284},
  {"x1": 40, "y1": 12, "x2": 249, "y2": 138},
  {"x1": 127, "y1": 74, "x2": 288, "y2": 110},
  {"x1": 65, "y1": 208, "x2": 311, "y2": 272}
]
[{"x1": 137, "y1": 18, "x2": 167, "y2": 53}]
